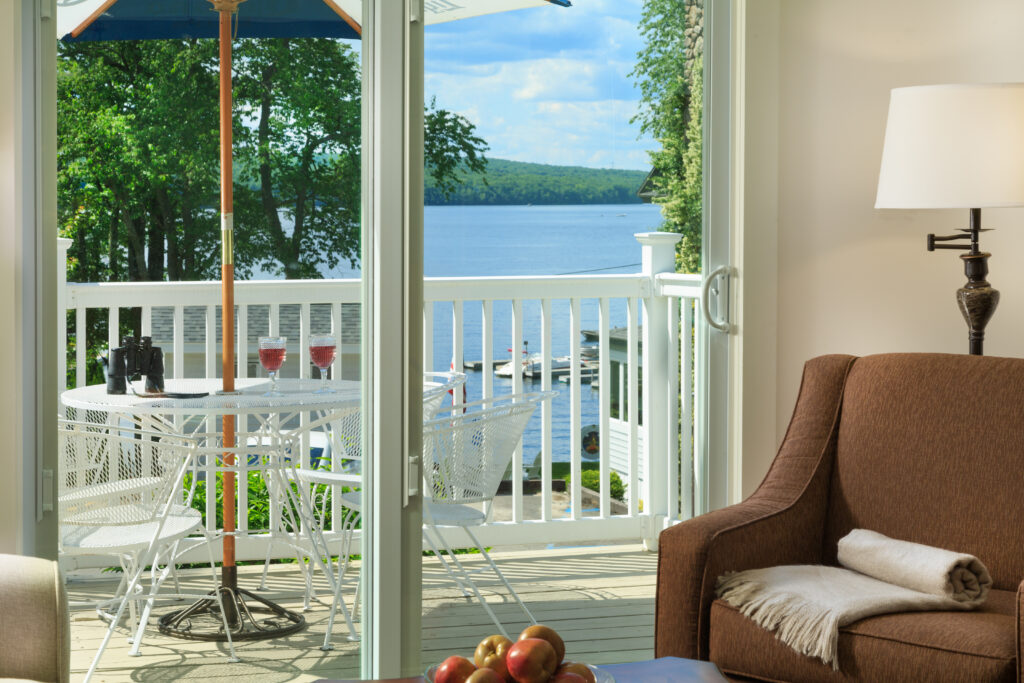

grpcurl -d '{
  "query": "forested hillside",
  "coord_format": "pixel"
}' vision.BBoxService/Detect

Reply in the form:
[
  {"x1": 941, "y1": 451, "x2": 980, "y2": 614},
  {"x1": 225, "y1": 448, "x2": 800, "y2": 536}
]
[{"x1": 425, "y1": 158, "x2": 648, "y2": 205}]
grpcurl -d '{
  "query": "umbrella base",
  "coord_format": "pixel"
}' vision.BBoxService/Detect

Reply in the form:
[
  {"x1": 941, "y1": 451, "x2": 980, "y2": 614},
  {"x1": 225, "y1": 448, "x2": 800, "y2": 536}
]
[{"x1": 157, "y1": 586, "x2": 305, "y2": 641}]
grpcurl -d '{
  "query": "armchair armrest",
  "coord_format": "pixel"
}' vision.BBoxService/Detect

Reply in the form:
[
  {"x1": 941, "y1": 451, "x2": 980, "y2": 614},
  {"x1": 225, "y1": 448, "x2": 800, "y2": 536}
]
[
  {"x1": 0, "y1": 554, "x2": 70, "y2": 683},
  {"x1": 655, "y1": 354, "x2": 856, "y2": 661}
]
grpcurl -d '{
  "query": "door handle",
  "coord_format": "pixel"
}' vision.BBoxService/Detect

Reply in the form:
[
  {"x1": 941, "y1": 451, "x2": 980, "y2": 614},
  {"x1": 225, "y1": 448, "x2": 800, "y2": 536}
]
[{"x1": 701, "y1": 265, "x2": 732, "y2": 333}]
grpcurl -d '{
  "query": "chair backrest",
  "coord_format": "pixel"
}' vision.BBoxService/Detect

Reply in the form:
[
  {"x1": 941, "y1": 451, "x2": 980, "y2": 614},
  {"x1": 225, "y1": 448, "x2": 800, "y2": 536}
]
[
  {"x1": 423, "y1": 391, "x2": 556, "y2": 505},
  {"x1": 821, "y1": 353, "x2": 1024, "y2": 590},
  {"x1": 58, "y1": 420, "x2": 197, "y2": 528},
  {"x1": 423, "y1": 371, "x2": 468, "y2": 420}
]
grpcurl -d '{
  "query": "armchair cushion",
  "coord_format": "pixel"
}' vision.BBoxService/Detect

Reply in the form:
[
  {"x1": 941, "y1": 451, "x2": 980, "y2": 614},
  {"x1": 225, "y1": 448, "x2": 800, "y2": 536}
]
[{"x1": 709, "y1": 588, "x2": 1017, "y2": 682}]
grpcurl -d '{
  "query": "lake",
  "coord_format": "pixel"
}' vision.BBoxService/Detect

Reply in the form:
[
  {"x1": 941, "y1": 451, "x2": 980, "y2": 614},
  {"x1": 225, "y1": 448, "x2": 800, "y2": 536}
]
[{"x1": 326, "y1": 203, "x2": 666, "y2": 466}]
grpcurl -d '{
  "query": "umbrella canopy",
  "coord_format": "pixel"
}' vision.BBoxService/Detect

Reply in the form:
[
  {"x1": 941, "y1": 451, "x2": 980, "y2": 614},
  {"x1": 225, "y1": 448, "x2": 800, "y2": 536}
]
[{"x1": 58, "y1": 0, "x2": 570, "y2": 41}]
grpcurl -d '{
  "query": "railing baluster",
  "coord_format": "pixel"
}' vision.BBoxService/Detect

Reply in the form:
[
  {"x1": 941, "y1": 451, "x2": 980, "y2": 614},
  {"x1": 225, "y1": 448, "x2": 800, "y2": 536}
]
[
  {"x1": 173, "y1": 305, "x2": 184, "y2": 379},
  {"x1": 75, "y1": 307, "x2": 86, "y2": 389},
  {"x1": 569, "y1": 297, "x2": 582, "y2": 521},
  {"x1": 666, "y1": 297, "x2": 680, "y2": 521},
  {"x1": 481, "y1": 300, "x2": 493, "y2": 401},
  {"x1": 205, "y1": 305, "x2": 216, "y2": 379},
  {"x1": 422, "y1": 302, "x2": 433, "y2": 375},
  {"x1": 332, "y1": 301, "x2": 343, "y2": 379},
  {"x1": 269, "y1": 302, "x2": 280, "y2": 337},
  {"x1": 107, "y1": 307, "x2": 119, "y2": 359},
  {"x1": 511, "y1": 299, "x2": 524, "y2": 523},
  {"x1": 598, "y1": 298, "x2": 611, "y2": 518},
  {"x1": 480, "y1": 299, "x2": 494, "y2": 520},
  {"x1": 141, "y1": 305, "x2": 152, "y2": 338},
  {"x1": 627, "y1": 298, "x2": 639, "y2": 518},
  {"x1": 300, "y1": 303, "x2": 310, "y2": 379},
  {"x1": 452, "y1": 301, "x2": 463, "y2": 406},
  {"x1": 238, "y1": 304, "x2": 249, "y2": 379},
  {"x1": 681, "y1": 298, "x2": 694, "y2": 520},
  {"x1": 540, "y1": 298, "x2": 552, "y2": 522}
]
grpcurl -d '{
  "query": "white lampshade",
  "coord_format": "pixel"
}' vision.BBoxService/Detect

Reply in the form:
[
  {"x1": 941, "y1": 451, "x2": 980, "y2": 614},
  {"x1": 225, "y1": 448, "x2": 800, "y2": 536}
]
[{"x1": 875, "y1": 83, "x2": 1024, "y2": 209}]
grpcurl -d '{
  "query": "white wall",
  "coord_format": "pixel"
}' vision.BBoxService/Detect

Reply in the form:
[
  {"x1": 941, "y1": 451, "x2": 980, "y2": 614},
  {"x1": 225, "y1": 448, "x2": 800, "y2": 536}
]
[{"x1": 740, "y1": 0, "x2": 1024, "y2": 495}]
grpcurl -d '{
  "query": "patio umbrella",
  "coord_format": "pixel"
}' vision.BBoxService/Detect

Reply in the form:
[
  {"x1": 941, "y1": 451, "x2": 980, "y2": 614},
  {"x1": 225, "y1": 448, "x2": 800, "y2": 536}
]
[{"x1": 58, "y1": 0, "x2": 571, "y2": 640}]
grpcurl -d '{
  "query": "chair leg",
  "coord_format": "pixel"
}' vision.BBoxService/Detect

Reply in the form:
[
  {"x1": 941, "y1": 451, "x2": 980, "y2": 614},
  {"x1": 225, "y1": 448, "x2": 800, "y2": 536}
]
[
  {"x1": 463, "y1": 526, "x2": 536, "y2": 626},
  {"x1": 423, "y1": 526, "x2": 472, "y2": 597},
  {"x1": 84, "y1": 562, "x2": 147, "y2": 682},
  {"x1": 424, "y1": 523, "x2": 510, "y2": 639}
]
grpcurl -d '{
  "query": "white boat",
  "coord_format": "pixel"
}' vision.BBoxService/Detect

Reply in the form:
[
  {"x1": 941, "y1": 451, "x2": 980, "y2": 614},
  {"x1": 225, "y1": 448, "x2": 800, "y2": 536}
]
[{"x1": 495, "y1": 353, "x2": 573, "y2": 378}]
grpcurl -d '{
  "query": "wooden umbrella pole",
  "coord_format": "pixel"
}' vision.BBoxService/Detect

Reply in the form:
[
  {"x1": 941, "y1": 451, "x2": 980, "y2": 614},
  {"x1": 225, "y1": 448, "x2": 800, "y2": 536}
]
[{"x1": 218, "y1": 2, "x2": 238, "y2": 591}]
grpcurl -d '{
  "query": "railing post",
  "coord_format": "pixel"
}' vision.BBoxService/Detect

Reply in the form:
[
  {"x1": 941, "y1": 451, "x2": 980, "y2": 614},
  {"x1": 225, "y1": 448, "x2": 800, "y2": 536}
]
[
  {"x1": 57, "y1": 238, "x2": 72, "y2": 399},
  {"x1": 636, "y1": 232, "x2": 681, "y2": 551}
]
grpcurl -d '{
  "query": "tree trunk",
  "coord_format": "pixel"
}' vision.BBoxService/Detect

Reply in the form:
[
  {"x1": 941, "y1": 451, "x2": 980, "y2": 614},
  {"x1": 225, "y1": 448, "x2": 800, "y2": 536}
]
[
  {"x1": 257, "y1": 62, "x2": 290, "y2": 276},
  {"x1": 147, "y1": 198, "x2": 165, "y2": 281}
]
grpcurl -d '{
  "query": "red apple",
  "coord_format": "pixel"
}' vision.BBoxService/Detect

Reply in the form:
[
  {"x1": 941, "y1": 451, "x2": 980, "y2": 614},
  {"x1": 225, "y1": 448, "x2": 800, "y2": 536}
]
[
  {"x1": 506, "y1": 637, "x2": 558, "y2": 683},
  {"x1": 519, "y1": 624, "x2": 566, "y2": 665},
  {"x1": 550, "y1": 674, "x2": 586, "y2": 683},
  {"x1": 555, "y1": 663, "x2": 595, "y2": 683},
  {"x1": 467, "y1": 669, "x2": 504, "y2": 683},
  {"x1": 435, "y1": 655, "x2": 477, "y2": 683},
  {"x1": 474, "y1": 634, "x2": 514, "y2": 679}
]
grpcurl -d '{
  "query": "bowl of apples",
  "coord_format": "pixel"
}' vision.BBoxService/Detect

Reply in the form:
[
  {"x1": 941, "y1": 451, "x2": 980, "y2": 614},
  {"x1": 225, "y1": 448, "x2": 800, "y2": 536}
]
[{"x1": 426, "y1": 624, "x2": 613, "y2": 683}]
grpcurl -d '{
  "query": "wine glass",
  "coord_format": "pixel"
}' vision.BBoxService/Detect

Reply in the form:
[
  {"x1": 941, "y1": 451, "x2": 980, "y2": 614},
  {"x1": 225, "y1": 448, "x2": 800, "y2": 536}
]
[
  {"x1": 309, "y1": 334, "x2": 337, "y2": 394},
  {"x1": 258, "y1": 336, "x2": 287, "y2": 397}
]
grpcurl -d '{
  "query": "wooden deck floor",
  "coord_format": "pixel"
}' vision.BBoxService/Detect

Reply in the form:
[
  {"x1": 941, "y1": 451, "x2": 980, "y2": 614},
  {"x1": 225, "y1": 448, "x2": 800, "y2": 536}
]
[{"x1": 67, "y1": 544, "x2": 658, "y2": 682}]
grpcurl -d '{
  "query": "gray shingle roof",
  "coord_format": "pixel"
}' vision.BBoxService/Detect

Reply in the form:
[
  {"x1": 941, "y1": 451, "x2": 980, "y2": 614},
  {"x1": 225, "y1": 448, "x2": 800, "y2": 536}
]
[{"x1": 151, "y1": 303, "x2": 361, "y2": 346}]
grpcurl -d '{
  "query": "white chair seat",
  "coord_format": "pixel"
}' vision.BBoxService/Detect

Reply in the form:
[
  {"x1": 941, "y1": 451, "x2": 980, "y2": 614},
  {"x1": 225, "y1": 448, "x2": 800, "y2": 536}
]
[
  {"x1": 425, "y1": 501, "x2": 486, "y2": 527},
  {"x1": 61, "y1": 509, "x2": 203, "y2": 553}
]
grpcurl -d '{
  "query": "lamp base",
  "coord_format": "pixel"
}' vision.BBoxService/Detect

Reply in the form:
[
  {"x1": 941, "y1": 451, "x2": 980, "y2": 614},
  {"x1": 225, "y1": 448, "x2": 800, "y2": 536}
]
[{"x1": 956, "y1": 252, "x2": 999, "y2": 356}]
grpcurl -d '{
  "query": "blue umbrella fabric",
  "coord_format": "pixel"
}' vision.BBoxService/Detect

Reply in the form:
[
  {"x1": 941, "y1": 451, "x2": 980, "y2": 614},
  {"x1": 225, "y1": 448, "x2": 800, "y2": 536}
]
[{"x1": 57, "y1": 0, "x2": 570, "y2": 42}]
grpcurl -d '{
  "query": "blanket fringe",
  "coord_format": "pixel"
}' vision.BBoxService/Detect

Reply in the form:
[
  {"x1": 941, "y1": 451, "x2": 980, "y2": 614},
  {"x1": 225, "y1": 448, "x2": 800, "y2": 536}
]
[{"x1": 716, "y1": 572, "x2": 842, "y2": 670}]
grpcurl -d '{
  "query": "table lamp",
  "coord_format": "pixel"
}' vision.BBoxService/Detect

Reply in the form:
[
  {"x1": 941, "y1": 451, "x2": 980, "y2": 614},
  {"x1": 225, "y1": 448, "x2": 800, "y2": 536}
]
[{"x1": 875, "y1": 83, "x2": 1024, "y2": 355}]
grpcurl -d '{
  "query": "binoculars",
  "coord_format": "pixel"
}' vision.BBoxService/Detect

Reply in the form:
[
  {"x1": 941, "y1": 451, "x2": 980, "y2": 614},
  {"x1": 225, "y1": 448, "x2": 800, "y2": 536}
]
[{"x1": 105, "y1": 336, "x2": 165, "y2": 394}]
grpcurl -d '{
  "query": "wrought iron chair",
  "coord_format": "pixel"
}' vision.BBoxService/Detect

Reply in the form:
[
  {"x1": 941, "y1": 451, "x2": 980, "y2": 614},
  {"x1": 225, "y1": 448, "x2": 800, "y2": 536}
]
[
  {"x1": 282, "y1": 372, "x2": 470, "y2": 650},
  {"x1": 58, "y1": 419, "x2": 237, "y2": 681},
  {"x1": 421, "y1": 390, "x2": 555, "y2": 638}
]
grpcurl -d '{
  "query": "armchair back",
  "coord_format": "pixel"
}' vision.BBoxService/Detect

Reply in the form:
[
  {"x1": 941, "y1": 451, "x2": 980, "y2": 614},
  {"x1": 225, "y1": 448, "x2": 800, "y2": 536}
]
[{"x1": 822, "y1": 353, "x2": 1024, "y2": 590}]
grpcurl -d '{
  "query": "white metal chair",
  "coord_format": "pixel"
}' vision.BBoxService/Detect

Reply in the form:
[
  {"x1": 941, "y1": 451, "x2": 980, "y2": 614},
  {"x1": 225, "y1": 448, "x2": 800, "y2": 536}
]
[
  {"x1": 58, "y1": 419, "x2": 237, "y2": 681},
  {"x1": 421, "y1": 390, "x2": 555, "y2": 638},
  {"x1": 283, "y1": 372, "x2": 469, "y2": 650}
]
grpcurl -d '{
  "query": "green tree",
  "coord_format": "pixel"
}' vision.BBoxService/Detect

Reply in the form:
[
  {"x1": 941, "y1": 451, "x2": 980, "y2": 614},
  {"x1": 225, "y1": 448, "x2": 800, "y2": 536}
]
[
  {"x1": 59, "y1": 37, "x2": 489, "y2": 284},
  {"x1": 631, "y1": 0, "x2": 703, "y2": 273}
]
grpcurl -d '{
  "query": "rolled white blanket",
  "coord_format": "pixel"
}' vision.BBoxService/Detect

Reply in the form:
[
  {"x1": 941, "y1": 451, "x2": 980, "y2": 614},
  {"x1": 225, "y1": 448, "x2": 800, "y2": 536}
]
[
  {"x1": 715, "y1": 529, "x2": 991, "y2": 670},
  {"x1": 837, "y1": 529, "x2": 991, "y2": 605}
]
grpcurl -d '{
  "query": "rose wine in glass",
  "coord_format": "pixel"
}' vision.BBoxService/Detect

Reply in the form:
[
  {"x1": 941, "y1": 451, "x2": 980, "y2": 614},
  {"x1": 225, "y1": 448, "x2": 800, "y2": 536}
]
[
  {"x1": 258, "y1": 336, "x2": 287, "y2": 397},
  {"x1": 309, "y1": 334, "x2": 337, "y2": 394}
]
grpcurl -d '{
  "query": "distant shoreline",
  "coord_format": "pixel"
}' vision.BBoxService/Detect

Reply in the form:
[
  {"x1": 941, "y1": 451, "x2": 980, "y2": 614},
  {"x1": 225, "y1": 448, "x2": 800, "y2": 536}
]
[{"x1": 425, "y1": 157, "x2": 650, "y2": 206}]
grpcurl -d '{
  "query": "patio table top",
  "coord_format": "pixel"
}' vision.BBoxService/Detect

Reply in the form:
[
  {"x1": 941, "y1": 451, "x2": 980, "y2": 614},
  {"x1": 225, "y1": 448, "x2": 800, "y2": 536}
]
[{"x1": 61, "y1": 377, "x2": 361, "y2": 415}]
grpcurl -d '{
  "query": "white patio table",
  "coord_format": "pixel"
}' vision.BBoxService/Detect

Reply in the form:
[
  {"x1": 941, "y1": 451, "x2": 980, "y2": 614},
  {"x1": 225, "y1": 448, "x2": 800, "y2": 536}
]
[{"x1": 60, "y1": 377, "x2": 365, "y2": 544}]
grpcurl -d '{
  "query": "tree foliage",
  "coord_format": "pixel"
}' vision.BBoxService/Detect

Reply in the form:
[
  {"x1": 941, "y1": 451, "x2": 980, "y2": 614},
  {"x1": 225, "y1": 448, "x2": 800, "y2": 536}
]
[
  {"x1": 58, "y1": 37, "x2": 489, "y2": 284},
  {"x1": 631, "y1": 0, "x2": 703, "y2": 273}
]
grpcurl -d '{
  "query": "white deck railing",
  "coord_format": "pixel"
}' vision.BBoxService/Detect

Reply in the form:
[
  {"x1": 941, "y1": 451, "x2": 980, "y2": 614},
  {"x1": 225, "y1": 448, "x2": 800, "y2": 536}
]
[{"x1": 56, "y1": 233, "x2": 702, "y2": 560}]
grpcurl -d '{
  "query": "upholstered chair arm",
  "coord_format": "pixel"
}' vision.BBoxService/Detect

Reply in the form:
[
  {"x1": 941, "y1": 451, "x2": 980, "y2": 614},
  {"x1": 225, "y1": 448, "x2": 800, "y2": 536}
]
[
  {"x1": 0, "y1": 554, "x2": 70, "y2": 683},
  {"x1": 655, "y1": 354, "x2": 856, "y2": 661}
]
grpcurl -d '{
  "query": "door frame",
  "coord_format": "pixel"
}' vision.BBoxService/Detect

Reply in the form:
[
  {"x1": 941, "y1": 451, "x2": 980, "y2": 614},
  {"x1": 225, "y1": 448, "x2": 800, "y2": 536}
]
[{"x1": 360, "y1": 0, "x2": 425, "y2": 677}]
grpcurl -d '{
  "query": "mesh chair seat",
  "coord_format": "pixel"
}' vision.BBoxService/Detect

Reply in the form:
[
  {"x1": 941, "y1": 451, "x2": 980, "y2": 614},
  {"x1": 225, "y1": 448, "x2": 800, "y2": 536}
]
[
  {"x1": 424, "y1": 500, "x2": 487, "y2": 527},
  {"x1": 60, "y1": 508, "x2": 202, "y2": 553}
]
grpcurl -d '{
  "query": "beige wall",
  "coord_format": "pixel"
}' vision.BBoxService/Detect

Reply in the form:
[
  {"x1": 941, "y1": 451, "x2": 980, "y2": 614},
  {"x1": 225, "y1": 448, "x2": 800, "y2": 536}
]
[{"x1": 740, "y1": 0, "x2": 1024, "y2": 496}]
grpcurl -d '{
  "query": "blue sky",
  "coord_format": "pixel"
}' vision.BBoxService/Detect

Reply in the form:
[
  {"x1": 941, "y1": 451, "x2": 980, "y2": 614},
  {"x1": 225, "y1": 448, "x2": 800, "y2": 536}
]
[{"x1": 423, "y1": 0, "x2": 654, "y2": 171}]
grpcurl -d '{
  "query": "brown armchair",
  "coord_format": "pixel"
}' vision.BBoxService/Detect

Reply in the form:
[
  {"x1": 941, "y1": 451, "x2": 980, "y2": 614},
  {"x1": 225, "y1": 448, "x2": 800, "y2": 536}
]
[{"x1": 656, "y1": 353, "x2": 1023, "y2": 682}]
